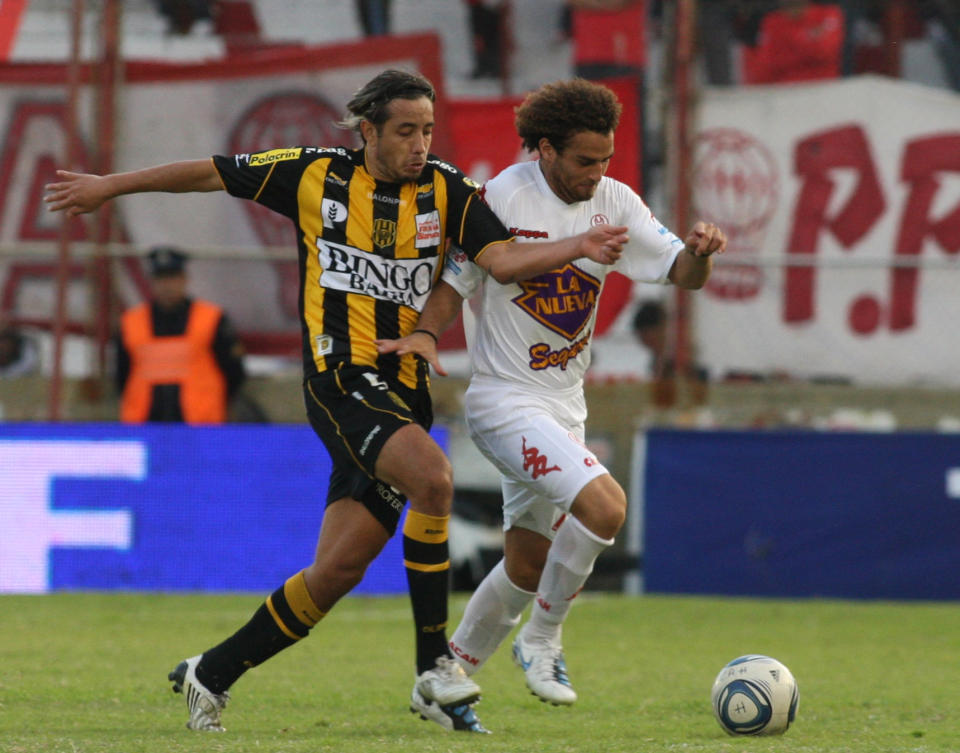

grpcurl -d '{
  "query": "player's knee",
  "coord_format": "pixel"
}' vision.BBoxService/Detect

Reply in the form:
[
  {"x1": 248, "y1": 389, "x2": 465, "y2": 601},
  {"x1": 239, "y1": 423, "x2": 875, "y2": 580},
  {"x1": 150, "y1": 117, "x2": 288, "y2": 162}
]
[
  {"x1": 574, "y1": 481, "x2": 626, "y2": 540},
  {"x1": 408, "y1": 459, "x2": 453, "y2": 516},
  {"x1": 305, "y1": 557, "x2": 368, "y2": 607}
]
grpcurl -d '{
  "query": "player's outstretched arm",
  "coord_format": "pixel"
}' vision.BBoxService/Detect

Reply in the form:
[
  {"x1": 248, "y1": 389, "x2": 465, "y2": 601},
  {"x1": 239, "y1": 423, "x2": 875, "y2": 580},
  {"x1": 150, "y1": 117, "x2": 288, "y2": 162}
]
[
  {"x1": 375, "y1": 280, "x2": 464, "y2": 377},
  {"x1": 477, "y1": 223, "x2": 628, "y2": 285},
  {"x1": 44, "y1": 159, "x2": 223, "y2": 216},
  {"x1": 669, "y1": 221, "x2": 727, "y2": 290}
]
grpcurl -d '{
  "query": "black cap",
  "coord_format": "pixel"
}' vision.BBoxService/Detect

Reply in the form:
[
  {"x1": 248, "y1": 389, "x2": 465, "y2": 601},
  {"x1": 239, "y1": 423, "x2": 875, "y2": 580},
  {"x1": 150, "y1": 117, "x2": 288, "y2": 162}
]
[{"x1": 147, "y1": 246, "x2": 188, "y2": 277}]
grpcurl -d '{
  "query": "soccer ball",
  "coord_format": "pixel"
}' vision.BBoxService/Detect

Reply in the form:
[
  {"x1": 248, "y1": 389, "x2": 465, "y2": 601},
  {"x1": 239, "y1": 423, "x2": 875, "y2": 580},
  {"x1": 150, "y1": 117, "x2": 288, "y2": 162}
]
[{"x1": 710, "y1": 654, "x2": 799, "y2": 736}]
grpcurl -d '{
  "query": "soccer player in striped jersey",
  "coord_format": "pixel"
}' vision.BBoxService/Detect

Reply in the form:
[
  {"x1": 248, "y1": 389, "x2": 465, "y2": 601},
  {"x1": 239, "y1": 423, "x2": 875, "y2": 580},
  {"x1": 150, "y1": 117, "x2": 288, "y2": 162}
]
[{"x1": 44, "y1": 69, "x2": 628, "y2": 734}]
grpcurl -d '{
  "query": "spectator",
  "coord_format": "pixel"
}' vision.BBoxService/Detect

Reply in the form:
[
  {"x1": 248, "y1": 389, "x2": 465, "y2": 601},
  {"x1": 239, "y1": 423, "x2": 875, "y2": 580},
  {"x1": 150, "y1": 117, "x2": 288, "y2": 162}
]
[
  {"x1": 465, "y1": 0, "x2": 507, "y2": 79},
  {"x1": 743, "y1": 0, "x2": 845, "y2": 84},
  {"x1": 151, "y1": 0, "x2": 217, "y2": 36},
  {"x1": 356, "y1": 0, "x2": 392, "y2": 37},
  {"x1": 631, "y1": 299, "x2": 709, "y2": 408},
  {"x1": 567, "y1": 0, "x2": 647, "y2": 80},
  {"x1": 0, "y1": 324, "x2": 39, "y2": 379},
  {"x1": 921, "y1": 0, "x2": 960, "y2": 91},
  {"x1": 115, "y1": 246, "x2": 246, "y2": 424}
]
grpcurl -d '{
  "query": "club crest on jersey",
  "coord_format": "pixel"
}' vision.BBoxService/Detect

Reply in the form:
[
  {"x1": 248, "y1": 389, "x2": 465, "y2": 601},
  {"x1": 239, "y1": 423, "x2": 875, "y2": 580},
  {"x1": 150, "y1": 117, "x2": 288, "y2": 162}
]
[
  {"x1": 372, "y1": 218, "x2": 397, "y2": 247},
  {"x1": 511, "y1": 264, "x2": 601, "y2": 339}
]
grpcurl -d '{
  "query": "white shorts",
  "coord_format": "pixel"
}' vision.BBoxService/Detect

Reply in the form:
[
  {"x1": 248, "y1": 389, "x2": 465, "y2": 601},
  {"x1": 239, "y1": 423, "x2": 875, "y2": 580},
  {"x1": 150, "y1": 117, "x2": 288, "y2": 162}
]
[{"x1": 463, "y1": 376, "x2": 609, "y2": 540}]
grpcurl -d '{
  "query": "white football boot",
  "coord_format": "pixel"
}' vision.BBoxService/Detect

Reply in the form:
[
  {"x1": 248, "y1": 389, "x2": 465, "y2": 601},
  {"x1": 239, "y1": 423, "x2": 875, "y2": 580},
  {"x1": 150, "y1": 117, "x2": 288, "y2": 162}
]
[
  {"x1": 512, "y1": 634, "x2": 577, "y2": 706},
  {"x1": 410, "y1": 656, "x2": 489, "y2": 733},
  {"x1": 168, "y1": 655, "x2": 229, "y2": 731}
]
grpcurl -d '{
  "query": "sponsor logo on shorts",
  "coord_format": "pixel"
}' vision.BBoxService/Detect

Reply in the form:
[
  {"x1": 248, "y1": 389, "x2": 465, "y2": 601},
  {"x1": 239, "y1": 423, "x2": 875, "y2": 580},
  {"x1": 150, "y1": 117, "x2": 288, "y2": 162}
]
[
  {"x1": 386, "y1": 390, "x2": 409, "y2": 411},
  {"x1": 375, "y1": 481, "x2": 404, "y2": 512},
  {"x1": 360, "y1": 424, "x2": 382, "y2": 456},
  {"x1": 521, "y1": 436, "x2": 561, "y2": 479},
  {"x1": 248, "y1": 148, "x2": 302, "y2": 167}
]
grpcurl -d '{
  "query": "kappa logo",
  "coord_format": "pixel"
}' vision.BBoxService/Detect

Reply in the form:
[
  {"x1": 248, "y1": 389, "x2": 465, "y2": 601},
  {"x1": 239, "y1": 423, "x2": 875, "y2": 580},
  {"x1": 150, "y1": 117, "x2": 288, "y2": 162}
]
[
  {"x1": 521, "y1": 436, "x2": 561, "y2": 479},
  {"x1": 512, "y1": 264, "x2": 601, "y2": 340}
]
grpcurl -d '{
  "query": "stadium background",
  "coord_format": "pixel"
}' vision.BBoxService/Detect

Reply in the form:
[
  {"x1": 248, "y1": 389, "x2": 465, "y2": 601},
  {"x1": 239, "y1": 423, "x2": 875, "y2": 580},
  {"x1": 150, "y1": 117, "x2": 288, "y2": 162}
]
[{"x1": 0, "y1": 0, "x2": 958, "y2": 598}]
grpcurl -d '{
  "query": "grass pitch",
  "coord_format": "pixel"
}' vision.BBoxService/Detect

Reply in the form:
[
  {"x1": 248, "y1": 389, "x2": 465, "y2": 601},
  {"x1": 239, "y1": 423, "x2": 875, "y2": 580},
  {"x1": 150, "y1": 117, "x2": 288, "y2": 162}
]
[{"x1": 1, "y1": 591, "x2": 958, "y2": 753}]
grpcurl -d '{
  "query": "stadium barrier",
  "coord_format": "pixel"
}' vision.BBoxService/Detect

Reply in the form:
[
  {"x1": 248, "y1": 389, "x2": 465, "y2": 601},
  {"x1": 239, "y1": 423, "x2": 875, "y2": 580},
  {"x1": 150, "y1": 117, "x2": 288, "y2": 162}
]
[
  {"x1": 0, "y1": 422, "x2": 436, "y2": 594},
  {"x1": 628, "y1": 428, "x2": 960, "y2": 600}
]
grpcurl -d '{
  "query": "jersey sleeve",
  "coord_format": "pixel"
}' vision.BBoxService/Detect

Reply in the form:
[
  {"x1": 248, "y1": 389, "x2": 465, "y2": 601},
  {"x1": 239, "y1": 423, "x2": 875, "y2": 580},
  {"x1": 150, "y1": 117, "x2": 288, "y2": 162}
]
[
  {"x1": 615, "y1": 183, "x2": 685, "y2": 283},
  {"x1": 431, "y1": 158, "x2": 513, "y2": 261},
  {"x1": 212, "y1": 147, "x2": 311, "y2": 219},
  {"x1": 441, "y1": 244, "x2": 485, "y2": 299}
]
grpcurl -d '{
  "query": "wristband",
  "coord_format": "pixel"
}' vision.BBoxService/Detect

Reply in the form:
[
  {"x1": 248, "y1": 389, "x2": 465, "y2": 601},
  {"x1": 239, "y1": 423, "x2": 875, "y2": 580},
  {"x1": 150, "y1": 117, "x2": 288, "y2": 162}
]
[{"x1": 412, "y1": 329, "x2": 439, "y2": 343}]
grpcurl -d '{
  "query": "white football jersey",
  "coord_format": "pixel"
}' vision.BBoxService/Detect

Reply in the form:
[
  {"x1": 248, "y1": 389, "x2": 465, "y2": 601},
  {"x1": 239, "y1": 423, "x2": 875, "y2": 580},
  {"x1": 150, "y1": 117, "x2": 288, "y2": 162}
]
[{"x1": 442, "y1": 160, "x2": 684, "y2": 390}]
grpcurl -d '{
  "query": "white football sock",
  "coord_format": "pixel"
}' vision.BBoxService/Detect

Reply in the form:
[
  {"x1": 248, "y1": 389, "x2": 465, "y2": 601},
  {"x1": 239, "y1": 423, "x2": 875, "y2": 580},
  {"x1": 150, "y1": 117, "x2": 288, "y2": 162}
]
[
  {"x1": 520, "y1": 515, "x2": 613, "y2": 646},
  {"x1": 449, "y1": 559, "x2": 534, "y2": 675}
]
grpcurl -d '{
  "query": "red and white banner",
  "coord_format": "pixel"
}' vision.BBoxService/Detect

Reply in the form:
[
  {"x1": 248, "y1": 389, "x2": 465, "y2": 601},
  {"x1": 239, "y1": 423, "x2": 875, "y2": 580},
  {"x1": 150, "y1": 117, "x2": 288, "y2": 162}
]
[{"x1": 692, "y1": 76, "x2": 960, "y2": 385}]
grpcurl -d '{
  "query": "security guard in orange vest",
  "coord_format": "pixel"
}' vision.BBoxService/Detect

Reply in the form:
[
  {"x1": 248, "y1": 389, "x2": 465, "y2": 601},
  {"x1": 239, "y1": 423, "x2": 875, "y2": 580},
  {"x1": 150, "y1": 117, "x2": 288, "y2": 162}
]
[{"x1": 116, "y1": 247, "x2": 246, "y2": 423}]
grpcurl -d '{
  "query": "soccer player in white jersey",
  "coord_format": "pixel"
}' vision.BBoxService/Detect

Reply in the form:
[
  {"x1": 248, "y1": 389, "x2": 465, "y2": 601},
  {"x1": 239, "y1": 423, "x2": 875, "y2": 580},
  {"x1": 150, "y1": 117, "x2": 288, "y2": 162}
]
[{"x1": 378, "y1": 79, "x2": 725, "y2": 715}]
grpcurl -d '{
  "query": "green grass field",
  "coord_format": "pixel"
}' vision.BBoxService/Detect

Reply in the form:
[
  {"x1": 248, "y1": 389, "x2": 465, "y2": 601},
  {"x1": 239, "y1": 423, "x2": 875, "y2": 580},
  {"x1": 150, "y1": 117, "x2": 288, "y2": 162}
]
[{"x1": 1, "y1": 592, "x2": 958, "y2": 753}]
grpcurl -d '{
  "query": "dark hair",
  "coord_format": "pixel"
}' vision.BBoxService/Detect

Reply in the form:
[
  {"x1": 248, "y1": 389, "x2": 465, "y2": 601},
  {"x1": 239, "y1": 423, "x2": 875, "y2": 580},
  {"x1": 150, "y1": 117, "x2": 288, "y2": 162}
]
[
  {"x1": 338, "y1": 69, "x2": 436, "y2": 137},
  {"x1": 632, "y1": 300, "x2": 666, "y2": 332},
  {"x1": 515, "y1": 78, "x2": 622, "y2": 153}
]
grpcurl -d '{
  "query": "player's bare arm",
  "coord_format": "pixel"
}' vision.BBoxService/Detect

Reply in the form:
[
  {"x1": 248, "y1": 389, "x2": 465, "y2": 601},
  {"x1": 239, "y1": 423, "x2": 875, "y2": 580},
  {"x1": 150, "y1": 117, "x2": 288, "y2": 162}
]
[
  {"x1": 477, "y1": 223, "x2": 628, "y2": 285},
  {"x1": 44, "y1": 159, "x2": 223, "y2": 216},
  {"x1": 375, "y1": 280, "x2": 464, "y2": 377},
  {"x1": 669, "y1": 221, "x2": 727, "y2": 290}
]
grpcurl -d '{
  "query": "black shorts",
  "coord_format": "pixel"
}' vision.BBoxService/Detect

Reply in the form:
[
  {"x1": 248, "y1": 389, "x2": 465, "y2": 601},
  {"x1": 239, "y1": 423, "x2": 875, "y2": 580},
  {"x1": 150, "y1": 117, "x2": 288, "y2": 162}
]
[{"x1": 304, "y1": 364, "x2": 433, "y2": 534}]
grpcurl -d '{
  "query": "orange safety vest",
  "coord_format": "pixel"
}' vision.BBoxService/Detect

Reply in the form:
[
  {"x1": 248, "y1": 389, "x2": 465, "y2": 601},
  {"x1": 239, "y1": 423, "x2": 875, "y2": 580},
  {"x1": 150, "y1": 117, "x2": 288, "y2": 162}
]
[{"x1": 120, "y1": 300, "x2": 227, "y2": 424}]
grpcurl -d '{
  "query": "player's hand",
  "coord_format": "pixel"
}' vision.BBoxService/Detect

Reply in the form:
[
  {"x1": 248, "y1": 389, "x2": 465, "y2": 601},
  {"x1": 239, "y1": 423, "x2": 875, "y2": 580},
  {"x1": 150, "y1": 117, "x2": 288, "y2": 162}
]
[
  {"x1": 375, "y1": 331, "x2": 447, "y2": 377},
  {"x1": 684, "y1": 221, "x2": 726, "y2": 258},
  {"x1": 580, "y1": 223, "x2": 628, "y2": 265},
  {"x1": 43, "y1": 170, "x2": 111, "y2": 216}
]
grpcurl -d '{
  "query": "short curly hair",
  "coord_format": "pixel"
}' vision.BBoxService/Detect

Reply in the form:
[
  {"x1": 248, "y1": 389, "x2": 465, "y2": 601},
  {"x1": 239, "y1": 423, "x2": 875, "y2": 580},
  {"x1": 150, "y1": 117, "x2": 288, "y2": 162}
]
[{"x1": 514, "y1": 78, "x2": 622, "y2": 153}]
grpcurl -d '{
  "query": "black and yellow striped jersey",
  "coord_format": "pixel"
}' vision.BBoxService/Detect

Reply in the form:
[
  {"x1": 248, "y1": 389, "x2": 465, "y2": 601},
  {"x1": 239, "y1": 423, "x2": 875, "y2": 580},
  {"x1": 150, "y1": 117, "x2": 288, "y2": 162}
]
[{"x1": 212, "y1": 146, "x2": 513, "y2": 391}]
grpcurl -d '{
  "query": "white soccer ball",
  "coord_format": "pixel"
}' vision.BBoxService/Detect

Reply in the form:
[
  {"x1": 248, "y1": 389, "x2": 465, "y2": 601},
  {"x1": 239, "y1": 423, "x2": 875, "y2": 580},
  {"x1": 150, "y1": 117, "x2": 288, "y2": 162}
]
[{"x1": 710, "y1": 654, "x2": 799, "y2": 736}]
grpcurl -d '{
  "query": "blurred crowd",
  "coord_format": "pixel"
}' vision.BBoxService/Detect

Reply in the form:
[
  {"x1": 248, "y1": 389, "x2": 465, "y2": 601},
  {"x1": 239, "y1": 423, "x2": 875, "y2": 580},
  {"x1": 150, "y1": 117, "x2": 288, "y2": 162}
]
[{"x1": 145, "y1": 1, "x2": 960, "y2": 92}]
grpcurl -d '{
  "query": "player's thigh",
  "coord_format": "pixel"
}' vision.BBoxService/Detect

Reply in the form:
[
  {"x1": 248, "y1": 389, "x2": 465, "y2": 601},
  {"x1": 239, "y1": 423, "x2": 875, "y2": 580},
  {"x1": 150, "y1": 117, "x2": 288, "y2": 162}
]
[
  {"x1": 468, "y1": 402, "x2": 608, "y2": 513},
  {"x1": 304, "y1": 365, "x2": 431, "y2": 478},
  {"x1": 375, "y1": 422, "x2": 452, "y2": 512}
]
